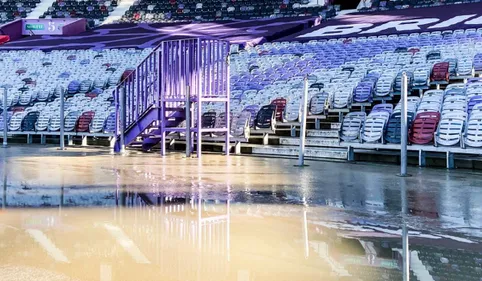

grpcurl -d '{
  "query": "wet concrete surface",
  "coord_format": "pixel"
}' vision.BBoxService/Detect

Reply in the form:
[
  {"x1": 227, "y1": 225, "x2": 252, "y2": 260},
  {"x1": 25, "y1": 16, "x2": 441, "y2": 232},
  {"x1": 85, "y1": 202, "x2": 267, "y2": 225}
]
[{"x1": 0, "y1": 145, "x2": 482, "y2": 280}]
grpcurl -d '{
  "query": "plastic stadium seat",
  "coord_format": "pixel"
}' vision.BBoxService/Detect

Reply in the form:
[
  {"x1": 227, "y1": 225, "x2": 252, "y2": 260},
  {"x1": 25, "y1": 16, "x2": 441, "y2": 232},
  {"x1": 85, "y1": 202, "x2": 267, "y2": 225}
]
[
  {"x1": 361, "y1": 111, "x2": 390, "y2": 143},
  {"x1": 104, "y1": 111, "x2": 117, "y2": 133},
  {"x1": 340, "y1": 112, "x2": 366, "y2": 142},
  {"x1": 384, "y1": 112, "x2": 415, "y2": 144},
  {"x1": 372, "y1": 103, "x2": 393, "y2": 115},
  {"x1": 243, "y1": 105, "x2": 259, "y2": 128},
  {"x1": 444, "y1": 58, "x2": 458, "y2": 76},
  {"x1": 255, "y1": 104, "x2": 276, "y2": 130},
  {"x1": 456, "y1": 58, "x2": 474, "y2": 77},
  {"x1": 409, "y1": 112, "x2": 441, "y2": 145},
  {"x1": 333, "y1": 86, "x2": 353, "y2": 109},
  {"x1": 201, "y1": 111, "x2": 217, "y2": 129},
  {"x1": 271, "y1": 98, "x2": 287, "y2": 122},
  {"x1": 468, "y1": 95, "x2": 482, "y2": 116},
  {"x1": 90, "y1": 111, "x2": 110, "y2": 133},
  {"x1": 474, "y1": 53, "x2": 482, "y2": 72},
  {"x1": 49, "y1": 111, "x2": 62, "y2": 131},
  {"x1": 231, "y1": 110, "x2": 250, "y2": 138},
  {"x1": 464, "y1": 108, "x2": 482, "y2": 148},
  {"x1": 413, "y1": 67, "x2": 430, "y2": 87},
  {"x1": 21, "y1": 111, "x2": 40, "y2": 131},
  {"x1": 353, "y1": 82, "x2": 373, "y2": 103},
  {"x1": 8, "y1": 111, "x2": 25, "y2": 131},
  {"x1": 0, "y1": 111, "x2": 12, "y2": 131},
  {"x1": 426, "y1": 50, "x2": 442, "y2": 63},
  {"x1": 35, "y1": 111, "x2": 51, "y2": 131},
  {"x1": 309, "y1": 92, "x2": 329, "y2": 115},
  {"x1": 284, "y1": 98, "x2": 300, "y2": 122},
  {"x1": 76, "y1": 111, "x2": 95, "y2": 132},
  {"x1": 431, "y1": 62, "x2": 450, "y2": 83},
  {"x1": 375, "y1": 74, "x2": 395, "y2": 97},
  {"x1": 64, "y1": 111, "x2": 81, "y2": 132},
  {"x1": 393, "y1": 71, "x2": 414, "y2": 93},
  {"x1": 435, "y1": 112, "x2": 466, "y2": 146}
]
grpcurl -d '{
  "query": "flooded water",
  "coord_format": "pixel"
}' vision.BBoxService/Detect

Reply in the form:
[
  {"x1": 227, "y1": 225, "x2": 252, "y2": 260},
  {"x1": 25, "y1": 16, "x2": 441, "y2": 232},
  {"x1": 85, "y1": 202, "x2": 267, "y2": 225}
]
[{"x1": 1, "y1": 146, "x2": 482, "y2": 281}]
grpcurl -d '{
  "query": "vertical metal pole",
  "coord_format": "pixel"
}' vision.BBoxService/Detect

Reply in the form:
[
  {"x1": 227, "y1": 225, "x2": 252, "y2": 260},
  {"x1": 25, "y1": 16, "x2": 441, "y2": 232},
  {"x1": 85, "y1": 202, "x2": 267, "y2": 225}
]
[
  {"x1": 2, "y1": 88, "x2": 7, "y2": 148},
  {"x1": 401, "y1": 178, "x2": 410, "y2": 281},
  {"x1": 119, "y1": 86, "x2": 126, "y2": 154},
  {"x1": 196, "y1": 38, "x2": 203, "y2": 159},
  {"x1": 225, "y1": 52, "x2": 231, "y2": 156},
  {"x1": 297, "y1": 77, "x2": 309, "y2": 167},
  {"x1": 59, "y1": 88, "x2": 65, "y2": 150},
  {"x1": 400, "y1": 72, "x2": 408, "y2": 176},
  {"x1": 186, "y1": 85, "x2": 191, "y2": 157}
]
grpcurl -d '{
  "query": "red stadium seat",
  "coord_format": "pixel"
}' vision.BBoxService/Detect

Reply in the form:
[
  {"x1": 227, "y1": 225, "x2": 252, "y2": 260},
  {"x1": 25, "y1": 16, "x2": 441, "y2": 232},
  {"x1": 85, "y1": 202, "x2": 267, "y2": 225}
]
[
  {"x1": 85, "y1": 93, "x2": 97, "y2": 99},
  {"x1": 75, "y1": 111, "x2": 95, "y2": 132},
  {"x1": 121, "y1": 69, "x2": 134, "y2": 81},
  {"x1": 431, "y1": 62, "x2": 449, "y2": 83},
  {"x1": 270, "y1": 98, "x2": 286, "y2": 122},
  {"x1": 409, "y1": 112, "x2": 441, "y2": 145}
]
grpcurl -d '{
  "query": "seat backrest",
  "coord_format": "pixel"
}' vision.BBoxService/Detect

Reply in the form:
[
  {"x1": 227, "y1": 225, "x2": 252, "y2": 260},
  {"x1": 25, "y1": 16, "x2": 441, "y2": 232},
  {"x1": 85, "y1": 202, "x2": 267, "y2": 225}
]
[
  {"x1": 255, "y1": 104, "x2": 276, "y2": 129},
  {"x1": 243, "y1": 105, "x2": 260, "y2": 128},
  {"x1": 409, "y1": 111, "x2": 441, "y2": 144},
  {"x1": 371, "y1": 104, "x2": 393, "y2": 115},
  {"x1": 309, "y1": 92, "x2": 329, "y2": 115},
  {"x1": 231, "y1": 111, "x2": 250, "y2": 137},
  {"x1": 201, "y1": 111, "x2": 217, "y2": 129},
  {"x1": 271, "y1": 98, "x2": 287, "y2": 121}
]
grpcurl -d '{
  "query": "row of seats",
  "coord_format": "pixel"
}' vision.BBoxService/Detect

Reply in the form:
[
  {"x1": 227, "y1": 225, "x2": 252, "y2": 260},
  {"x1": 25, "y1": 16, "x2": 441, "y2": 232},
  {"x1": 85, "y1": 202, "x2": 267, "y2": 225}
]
[
  {"x1": 0, "y1": 0, "x2": 41, "y2": 24},
  {"x1": 231, "y1": 29, "x2": 482, "y2": 111},
  {"x1": 222, "y1": 29, "x2": 482, "y2": 149},
  {"x1": 0, "y1": 48, "x2": 151, "y2": 134},
  {"x1": 0, "y1": 93, "x2": 116, "y2": 133},
  {"x1": 339, "y1": 80, "x2": 482, "y2": 148},
  {"x1": 0, "y1": 0, "x2": 334, "y2": 25},
  {"x1": 40, "y1": 0, "x2": 118, "y2": 25},
  {"x1": 119, "y1": 0, "x2": 335, "y2": 23}
]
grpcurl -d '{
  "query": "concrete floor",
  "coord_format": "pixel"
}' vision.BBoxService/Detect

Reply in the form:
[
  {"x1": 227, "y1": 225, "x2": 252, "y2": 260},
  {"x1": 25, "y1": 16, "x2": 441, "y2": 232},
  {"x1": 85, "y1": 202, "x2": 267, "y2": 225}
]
[{"x1": 0, "y1": 145, "x2": 481, "y2": 281}]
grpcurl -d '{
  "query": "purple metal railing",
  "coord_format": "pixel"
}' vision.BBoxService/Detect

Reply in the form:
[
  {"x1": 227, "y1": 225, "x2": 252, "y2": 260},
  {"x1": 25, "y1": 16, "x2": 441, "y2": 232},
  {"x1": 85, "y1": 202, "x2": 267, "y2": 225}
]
[
  {"x1": 114, "y1": 38, "x2": 230, "y2": 156},
  {"x1": 114, "y1": 47, "x2": 159, "y2": 136}
]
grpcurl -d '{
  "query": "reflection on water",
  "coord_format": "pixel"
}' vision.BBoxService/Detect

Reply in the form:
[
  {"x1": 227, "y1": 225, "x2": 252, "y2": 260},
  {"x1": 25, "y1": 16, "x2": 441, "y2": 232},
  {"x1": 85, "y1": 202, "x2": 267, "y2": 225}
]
[
  {"x1": 1, "y1": 191, "x2": 482, "y2": 281},
  {"x1": 1, "y1": 147, "x2": 482, "y2": 280}
]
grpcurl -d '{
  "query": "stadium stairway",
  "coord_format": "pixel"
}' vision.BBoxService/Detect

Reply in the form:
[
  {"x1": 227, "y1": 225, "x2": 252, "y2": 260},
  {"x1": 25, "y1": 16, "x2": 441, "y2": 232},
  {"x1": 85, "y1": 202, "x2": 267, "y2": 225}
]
[
  {"x1": 114, "y1": 106, "x2": 186, "y2": 152},
  {"x1": 26, "y1": 0, "x2": 56, "y2": 19}
]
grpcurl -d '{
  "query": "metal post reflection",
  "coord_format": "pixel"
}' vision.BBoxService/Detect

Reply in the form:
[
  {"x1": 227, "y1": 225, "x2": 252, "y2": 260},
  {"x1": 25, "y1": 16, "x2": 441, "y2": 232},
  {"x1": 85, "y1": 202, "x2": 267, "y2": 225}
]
[
  {"x1": 2, "y1": 157, "x2": 6, "y2": 209},
  {"x1": 401, "y1": 178, "x2": 410, "y2": 281}
]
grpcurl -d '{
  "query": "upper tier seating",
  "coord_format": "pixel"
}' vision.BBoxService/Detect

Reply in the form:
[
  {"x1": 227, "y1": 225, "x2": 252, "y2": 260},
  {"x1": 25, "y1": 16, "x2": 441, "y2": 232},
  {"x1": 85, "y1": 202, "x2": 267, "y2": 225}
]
[
  {"x1": 119, "y1": 0, "x2": 335, "y2": 23},
  {"x1": 40, "y1": 0, "x2": 118, "y2": 25},
  {"x1": 0, "y1": 0, "x2": 41, "y2": 24}
]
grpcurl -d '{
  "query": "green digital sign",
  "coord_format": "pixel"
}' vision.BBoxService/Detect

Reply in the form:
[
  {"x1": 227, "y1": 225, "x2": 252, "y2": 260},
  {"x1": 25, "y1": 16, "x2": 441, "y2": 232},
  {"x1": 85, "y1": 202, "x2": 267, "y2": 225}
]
[{"x1": 25, "y1": 24, "x2": 45, "y2": 31}]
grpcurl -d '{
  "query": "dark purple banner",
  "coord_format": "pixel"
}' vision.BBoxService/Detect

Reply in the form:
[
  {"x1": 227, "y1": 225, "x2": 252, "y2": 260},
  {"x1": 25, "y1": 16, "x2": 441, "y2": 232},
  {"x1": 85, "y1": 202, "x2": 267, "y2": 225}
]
[
  {"x1": 0, "y1": 17, "x2": 318, "y2": 51},
  {"x1": 278, "y1": 2, "x2": 482, "y2": 41}
]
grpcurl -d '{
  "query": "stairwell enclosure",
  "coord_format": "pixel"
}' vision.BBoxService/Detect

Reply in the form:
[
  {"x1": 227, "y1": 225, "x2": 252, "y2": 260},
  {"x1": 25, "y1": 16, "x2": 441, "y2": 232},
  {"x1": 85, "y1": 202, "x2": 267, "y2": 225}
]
[{"x1": 113, "y1": 38, "x2": 230, "y2": 157}]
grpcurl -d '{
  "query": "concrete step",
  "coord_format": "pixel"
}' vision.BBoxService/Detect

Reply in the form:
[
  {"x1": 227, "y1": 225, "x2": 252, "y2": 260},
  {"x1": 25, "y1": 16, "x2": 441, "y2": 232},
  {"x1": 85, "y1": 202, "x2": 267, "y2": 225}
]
[
  {"x1": 307, "y1": 129, "x2": 339, "y2": 138},
  {"x1": 280, "y1": 137, "x2": 340, "y2": 147},
  {"x1": 251, "y1": 145, "x2": 347, "y2": 160}
]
